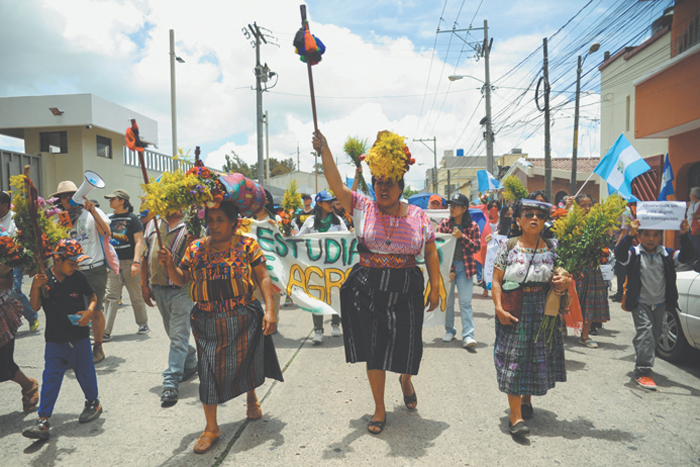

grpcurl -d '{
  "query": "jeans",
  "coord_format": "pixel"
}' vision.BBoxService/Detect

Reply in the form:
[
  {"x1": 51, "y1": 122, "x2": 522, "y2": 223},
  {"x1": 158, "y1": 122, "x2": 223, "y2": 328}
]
[
  {"x1": 12, "y1": 268, "x2": 36, "y2": 323},
  {"x1": 444, "y1": 260, "x2": 475, "y2": 340},
  {"x1": 313, "y1": 313, "x2": 340, "y2": 332},
  {"x1": 631, "y1": 302, "x2": 665, "y2": 376},
  {"x1": 475, "y1": 261, "x2": 483, "y2": 283},
  {"x1": 151, "y1": 285, "x2": 197, "y2": 389},
  {"x1": 39, "y1": 338, "x2": 98, "y2": 418},
  {"x1": 104, "y1": 260, "x2": 148, "y2": 335}
]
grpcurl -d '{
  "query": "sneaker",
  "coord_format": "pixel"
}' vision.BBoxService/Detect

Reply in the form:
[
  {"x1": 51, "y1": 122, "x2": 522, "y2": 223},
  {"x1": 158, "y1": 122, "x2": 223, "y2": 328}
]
[
  {"x1": 93, "y1": 345, "x2": 105, "y2": 364},
  {"x1": 442, "y1": 332, "x2": 455, "y2": 342},
  {"x1": 103, "y1": 333, "x2": 111, "y2": 342},
  {"x1": 79, "y1": 399, "x2": 103, "y2": 423},
  {"x1": 312, "y1": 330, "x2": 323, "y2": 345},
  {"x1": 137, "y1": 325, "x2": 149, "y2": 335},
  {"x1": 29, "y1": 319, "x2": 40, "y2": 332},
  {"x1": 463, "y1": 337, "x2": 477, "y2": 348},
  {"x1": 182, "y1": 366, "x2": 198, "y2": 383},
  {"x1": 331, "y1": 325, "x2": 341, "y2": 337},
  {"x1": 635, "y1": 375, "x2": 657, "y2": 390},
  {"x1": 22, "y1": 418, "x2": 50, "y2": 439},
  {"x1": 161, "y1": 387, "x2": 179, "y2": 404}
]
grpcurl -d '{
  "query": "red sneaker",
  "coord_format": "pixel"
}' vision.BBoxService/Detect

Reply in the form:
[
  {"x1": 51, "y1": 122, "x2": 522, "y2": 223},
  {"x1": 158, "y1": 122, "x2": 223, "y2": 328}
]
[{"x1": 635, "y1": 375, "x2": 657, "y2": 390}]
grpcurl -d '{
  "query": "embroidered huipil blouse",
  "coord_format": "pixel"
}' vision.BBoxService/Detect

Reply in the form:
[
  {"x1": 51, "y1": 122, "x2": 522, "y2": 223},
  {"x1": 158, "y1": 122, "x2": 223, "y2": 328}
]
[
  {"x1": 180, "y1": 235, "x2": 265, "y2": 311},
  {"x1": 493, "y1": 241, "x2": 557, "y2": 284}
]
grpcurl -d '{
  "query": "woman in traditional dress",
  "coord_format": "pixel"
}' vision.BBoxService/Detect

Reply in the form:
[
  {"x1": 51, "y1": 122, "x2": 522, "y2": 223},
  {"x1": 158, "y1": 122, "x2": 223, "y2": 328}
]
[
  {"x1": 159, "y1": 201, "x2": 281, "y2": 454},
  {"x1": 574, "y1": 193, "x2": 610, "y2": 347},
  {"x1": 0, "y1": 267, "x2": 39, "y2": 412},
  {"x1": 313, "y1": 130, "x2": 440, "y2": 435},
  {"x1": 492, "y1": 199, "x2": 571, "y2": 436}
]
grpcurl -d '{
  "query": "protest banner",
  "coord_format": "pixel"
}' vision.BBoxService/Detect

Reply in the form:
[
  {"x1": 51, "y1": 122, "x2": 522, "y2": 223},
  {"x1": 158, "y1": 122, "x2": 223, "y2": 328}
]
[
  {"x1": 237, "y1": 219, "x2": 456, "y2": 328},
  {"x1": 636, "y1": 201, "x2": 686, "y2": 230},
  {"x1": 483, "y1": 234, "x2": 507, "y2": 286}
]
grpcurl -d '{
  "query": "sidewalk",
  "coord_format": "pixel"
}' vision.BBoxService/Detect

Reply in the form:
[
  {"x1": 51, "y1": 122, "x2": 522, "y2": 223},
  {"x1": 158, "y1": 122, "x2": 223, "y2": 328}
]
[{"x1": 1, "y1": 287, "x2": 699, "y2": 466}]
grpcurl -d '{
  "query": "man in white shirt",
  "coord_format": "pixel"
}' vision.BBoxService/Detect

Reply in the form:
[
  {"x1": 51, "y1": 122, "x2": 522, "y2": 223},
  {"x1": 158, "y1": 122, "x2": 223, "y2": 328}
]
[
  {"x1": 0, "y1": 191, "x2": 39, "y2": 331},
  {"x1": 52, "y1": 181, "x2": 112, "y2": 364}
]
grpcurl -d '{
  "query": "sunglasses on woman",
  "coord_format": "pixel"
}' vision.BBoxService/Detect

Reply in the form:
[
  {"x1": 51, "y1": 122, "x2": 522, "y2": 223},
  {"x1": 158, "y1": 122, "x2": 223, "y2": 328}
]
[{"x1": 523, "y1": 211, "x2": 547, "y2": 220}]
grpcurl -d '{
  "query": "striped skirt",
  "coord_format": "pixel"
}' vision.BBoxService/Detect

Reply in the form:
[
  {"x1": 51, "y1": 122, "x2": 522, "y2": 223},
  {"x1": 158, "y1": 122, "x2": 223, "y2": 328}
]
[
  {"x1": 494, "y1": 287, "x2": 566, "y2": 396},
  {"x1": 340, "y1": 266, "x2": 424, "y2": 375},
  {"x1": 191, "y1": 299, "x2": 276, "y2": 405},
  {"x1": 576, "y1": 267, "x2": 610, "y2": 324}
]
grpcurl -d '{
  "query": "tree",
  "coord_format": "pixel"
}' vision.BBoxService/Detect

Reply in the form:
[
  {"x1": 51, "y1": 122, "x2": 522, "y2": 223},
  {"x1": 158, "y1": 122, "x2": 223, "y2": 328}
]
[
  {"x1": 313, "y1": 162, "x2": 324, "y2": 175},
  {"x1": 222, "y1": 152, "x2": 255, "y2": 179},
  {"x1": 403, "y1": 185, "x2": 420, "y2": 199}
]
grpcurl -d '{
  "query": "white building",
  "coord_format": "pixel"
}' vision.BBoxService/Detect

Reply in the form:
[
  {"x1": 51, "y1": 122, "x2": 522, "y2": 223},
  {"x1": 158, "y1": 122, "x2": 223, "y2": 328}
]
[{"x1": 0, "y1": 93, "x2": 181, "y2": 202}]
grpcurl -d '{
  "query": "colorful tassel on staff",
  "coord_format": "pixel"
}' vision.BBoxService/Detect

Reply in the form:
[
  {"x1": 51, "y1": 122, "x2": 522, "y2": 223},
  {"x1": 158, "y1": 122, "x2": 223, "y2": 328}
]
[{"x1": 294, "y1": 26, "x2": 325, "y2": 65}]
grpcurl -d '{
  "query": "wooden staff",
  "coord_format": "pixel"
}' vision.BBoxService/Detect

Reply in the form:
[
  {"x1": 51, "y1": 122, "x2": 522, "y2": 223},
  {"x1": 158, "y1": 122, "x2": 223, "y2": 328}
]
[
  {"x1": 128, "y1": 119, "x2": 164, "y2": 248},
  {"x1": 23, "y1": 166, "x2": 48, "y2": 293},
  {"x1": 300, "y1": 5, "x2": 319, "y2": 133}
]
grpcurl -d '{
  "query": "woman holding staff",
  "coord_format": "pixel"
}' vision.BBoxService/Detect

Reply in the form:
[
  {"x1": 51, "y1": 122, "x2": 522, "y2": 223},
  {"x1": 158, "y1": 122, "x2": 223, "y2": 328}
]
[
  {"x1": 158, "y1": 200, "x2": 281, "y2": 454},
  {"x1": 313, "y1": 130, "x2": 440, "y2": 435},
  {"x1": 491, "y1": 199, "x2": 571, "y2": 436}
]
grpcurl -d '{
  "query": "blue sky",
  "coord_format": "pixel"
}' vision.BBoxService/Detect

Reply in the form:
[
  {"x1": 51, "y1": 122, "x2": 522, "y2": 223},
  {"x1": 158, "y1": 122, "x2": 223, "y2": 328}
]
[{"x1": 0, "y1": 0, "x2": 671, "y2": 189}]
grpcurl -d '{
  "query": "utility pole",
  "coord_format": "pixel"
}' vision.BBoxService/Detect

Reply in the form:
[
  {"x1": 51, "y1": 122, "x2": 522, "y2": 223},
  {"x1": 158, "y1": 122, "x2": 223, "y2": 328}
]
[
  {"x1": 483, "y1": 20, "x2": 494, "y2": 177},
  {"x1": 169, "y1": 29, "x2": 179, "y2": 161},
  {"x1": 245, "y1": 22, "x2": 277, "y2": 186},
  {"x1": 446, "y1": 170, "x2": 451, "y2": 197},
  {"x1": 312, "y1": 151, "x2": 318, "y2": 193},
  {"x1": 543, "y1": 37, "x2": 552, "y2": 201},
  {"x1": 264, "y1": 110, "x2": 270, "y2": 183},
  {"x1": 571, "y1": 55, "x2": 582, "y2": 196},
  {"x1": 438, "y1": 21, "x2": 494, "y2": 176},
  {"x1": 413, "y1": 137, "x2": 437, "y2": 193}
]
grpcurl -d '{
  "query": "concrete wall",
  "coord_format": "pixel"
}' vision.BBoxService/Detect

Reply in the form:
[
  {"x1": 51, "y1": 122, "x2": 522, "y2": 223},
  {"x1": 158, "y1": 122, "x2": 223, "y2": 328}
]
[{"x1": 600, "y1": 30, "x2": 670, "y2": 157}]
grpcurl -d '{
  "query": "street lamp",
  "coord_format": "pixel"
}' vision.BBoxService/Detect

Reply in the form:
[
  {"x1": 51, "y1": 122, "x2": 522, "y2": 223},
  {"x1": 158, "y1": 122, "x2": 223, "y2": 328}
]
[
  {"x1": 170, "y1": 29, "x2": 185, "y2": 160},
  {"x1": 571, "y1": 42, "x2": 600, "y2": 194},
  {"x1": 449, "y1": 74, "x2": 495, "y2": 177}
]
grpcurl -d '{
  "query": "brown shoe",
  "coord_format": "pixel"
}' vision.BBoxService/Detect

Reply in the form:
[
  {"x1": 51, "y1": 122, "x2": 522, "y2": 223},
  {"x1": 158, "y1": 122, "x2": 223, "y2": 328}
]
[
  {"x1": 22, "y1": 379, "x2": 39, "y2": 412},
  {"x1": 93, "y1": 345, "x2": 105, "y2": 364},
  {"x1": 193, "y1": 431, "x2": 220, "y2": 454}
]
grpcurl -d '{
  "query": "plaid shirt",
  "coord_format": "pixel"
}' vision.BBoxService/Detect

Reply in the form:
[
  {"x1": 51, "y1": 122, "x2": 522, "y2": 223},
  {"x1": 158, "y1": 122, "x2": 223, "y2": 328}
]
[{"x1": 436, "y1": 218, "x2": 481, "y2": 277}]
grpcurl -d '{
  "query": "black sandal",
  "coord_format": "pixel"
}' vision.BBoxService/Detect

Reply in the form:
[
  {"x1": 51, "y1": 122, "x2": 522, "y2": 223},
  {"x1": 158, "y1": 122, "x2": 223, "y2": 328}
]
[
  {"x1": 521, "y1": 403, "x2": 533, "y2": 419},
  {"x1": 368, "y1": 415, "x2": 386, "y2": 434},
  {"x1": 399, "y1": 375, "x2": 417, "y2": 410}
]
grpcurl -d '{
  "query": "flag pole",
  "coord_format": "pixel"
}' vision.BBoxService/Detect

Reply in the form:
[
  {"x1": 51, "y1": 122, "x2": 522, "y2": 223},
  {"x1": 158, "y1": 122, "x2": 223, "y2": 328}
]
[
  {"x1": 573, "y1": 171, "x2": 596, "y2": 198},
  {"x1": 300, "y1": 5, "x2": 319, "y2": 133}
]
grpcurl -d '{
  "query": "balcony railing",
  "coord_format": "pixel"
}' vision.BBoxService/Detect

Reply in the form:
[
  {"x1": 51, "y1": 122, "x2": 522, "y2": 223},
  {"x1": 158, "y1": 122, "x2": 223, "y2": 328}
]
[{"x1": 673, "y1": 6, "x2": 700, "y2": 57}]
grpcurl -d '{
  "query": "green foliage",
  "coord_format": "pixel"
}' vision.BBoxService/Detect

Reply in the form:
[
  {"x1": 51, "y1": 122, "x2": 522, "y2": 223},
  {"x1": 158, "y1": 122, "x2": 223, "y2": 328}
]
[
  {"x1": 343, "y1": 136, "x2": 369, "y2": 194},
  {"x1": 502, "y1": 175, "x2": 529, "y2": 202},
  {"x1": 403, "y1": 186, "x2": 420, "y2": 199},
  {"x1": 222, "y1": 152, "x2": 256, "y2": 178}
]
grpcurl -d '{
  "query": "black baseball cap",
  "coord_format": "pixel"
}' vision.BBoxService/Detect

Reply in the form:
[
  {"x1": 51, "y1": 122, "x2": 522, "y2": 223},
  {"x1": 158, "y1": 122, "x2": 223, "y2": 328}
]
[{"x1": 448, "y1": 193, "x2": 469, "y2": 207}]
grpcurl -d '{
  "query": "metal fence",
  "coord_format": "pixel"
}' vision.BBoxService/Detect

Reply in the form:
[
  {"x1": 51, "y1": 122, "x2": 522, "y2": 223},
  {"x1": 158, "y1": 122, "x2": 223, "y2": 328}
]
[
  {"x1": 0, "y1": 150, "x2": 42, "y2": 196},
  {"x1": 123, "y1": 147, "x2": 194, "y2": 173}
]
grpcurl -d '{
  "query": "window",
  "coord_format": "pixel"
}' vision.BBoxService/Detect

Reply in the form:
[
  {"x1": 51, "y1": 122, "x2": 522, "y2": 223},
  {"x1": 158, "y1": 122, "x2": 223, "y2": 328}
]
[
  {"x1": 625, "y1": 95, "x2": 631, "y2": 132},
  {"x1": 96, "y1": 135, "x2": 111, "y2": 159},
  {"x1": 40, "y1": 131, "x2": 67, "y2": 153}
]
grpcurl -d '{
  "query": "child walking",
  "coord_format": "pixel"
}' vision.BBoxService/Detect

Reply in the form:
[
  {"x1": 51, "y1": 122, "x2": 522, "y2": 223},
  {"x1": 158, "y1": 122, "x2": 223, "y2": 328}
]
[
  {"x1": 23, "y1": 239, "x2": 103, "y2": 439},
  {"x1": 615, "y1": 219, "x2": 694, "y2": 390}
]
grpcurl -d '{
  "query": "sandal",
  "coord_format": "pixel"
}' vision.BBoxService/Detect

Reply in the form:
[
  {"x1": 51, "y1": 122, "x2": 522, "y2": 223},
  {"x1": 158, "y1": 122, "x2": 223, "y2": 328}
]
[
  {"x1": 246, "y1": 401, "x2": 263, "y2": 420},
  {"x1": 579, "y1": 337, "x2": 599, "y2": 349},
  {"x1": 22, "y1": 379, "x2": 39, "y2": 412},
  {"x1": 521, "y1": 403, "x2": 534, "y2": 419},
  {"x1": 367, "y1": 415, "x2": 387, "y2": 434},
  {"x1": 399, "y1": 375, "x2": 417, "y2": 410},
  {"x1": 193, "y1": 431, "x2": 220, "y2": 454}
]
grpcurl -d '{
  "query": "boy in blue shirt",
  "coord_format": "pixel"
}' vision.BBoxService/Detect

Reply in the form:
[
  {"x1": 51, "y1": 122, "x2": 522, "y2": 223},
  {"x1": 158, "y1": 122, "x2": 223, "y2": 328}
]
[
  {"x1": 23, "y1": 239, "x2": 103, "y2": 439},
  {"x1": 615, "y1": 218, "x2": 693, "y2": 390}
]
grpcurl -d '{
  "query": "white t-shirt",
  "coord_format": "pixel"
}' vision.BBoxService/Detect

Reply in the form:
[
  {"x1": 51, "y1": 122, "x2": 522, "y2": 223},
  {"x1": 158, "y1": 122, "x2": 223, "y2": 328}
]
[
  {"x1": 71, "y1": 208, "x2": 111, "y2": 267},
  {"x1": 0, "y1": 210, "x2": 16, "y2": 236},
  {"x1": 297, "y1": 214, "x2": 348, "y2": 235}
]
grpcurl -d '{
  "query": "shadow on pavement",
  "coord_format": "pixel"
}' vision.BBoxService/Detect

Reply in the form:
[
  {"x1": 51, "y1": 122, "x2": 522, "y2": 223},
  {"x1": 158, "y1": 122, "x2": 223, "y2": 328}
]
[
  {"x1": 322, "y1": 407, "x2": 449, "y2": 460},
  {"x1": 22, "y1": 416, "x2": 106, "y2": 465},
  {"x1": 231, "y1": 416, "x2": 287, "y2": 454},
  {"x1": 499, "y1": 409, "x2": 636, "y2": 442},
  {"x1": 148, "y1": 380, "x2": 201, "y2": 402},
  {"x1": 153, "y1": 419, "x2": 246, "y2": 467},
  {"x1": 564, "y1": 359, "x2": 587, "y2": 372}
]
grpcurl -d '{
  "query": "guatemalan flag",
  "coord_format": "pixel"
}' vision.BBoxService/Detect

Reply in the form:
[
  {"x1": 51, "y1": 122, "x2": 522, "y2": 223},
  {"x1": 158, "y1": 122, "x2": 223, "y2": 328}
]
[
  {"x1": 477, "y1": 170, "x2": 501, "y2": 192},
  {"x1": 658, "y1": 153, "x2": 674, "y2": 201},
  {"x1": 593, "y1": 134, "x2": 650, "y2": 201}
]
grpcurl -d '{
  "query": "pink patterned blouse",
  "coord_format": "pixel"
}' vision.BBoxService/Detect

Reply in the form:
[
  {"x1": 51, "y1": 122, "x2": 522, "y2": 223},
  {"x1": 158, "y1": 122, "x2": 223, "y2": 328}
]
[{"x1": 351, "y1": 191, "x2": 435, "y2": 257}]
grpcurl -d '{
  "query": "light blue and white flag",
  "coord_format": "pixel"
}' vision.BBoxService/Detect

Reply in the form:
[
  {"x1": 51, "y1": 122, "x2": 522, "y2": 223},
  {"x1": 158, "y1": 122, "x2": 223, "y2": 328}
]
[
  {"x1": 658, "y1": 153, "x2": 674, "y2": 201},
  {"x1": 477, "y1": 170, "x2": 500, "y2": 192},
  {"x1": 593, "y1": 134, "x2": 650, "y2": 201}
]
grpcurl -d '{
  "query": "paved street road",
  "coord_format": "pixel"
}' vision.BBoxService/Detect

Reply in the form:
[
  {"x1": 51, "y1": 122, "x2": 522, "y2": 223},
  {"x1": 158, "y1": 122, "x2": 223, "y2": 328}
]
[{"x1": 1, "y1": 286, "x2": 699, "y2": 466}]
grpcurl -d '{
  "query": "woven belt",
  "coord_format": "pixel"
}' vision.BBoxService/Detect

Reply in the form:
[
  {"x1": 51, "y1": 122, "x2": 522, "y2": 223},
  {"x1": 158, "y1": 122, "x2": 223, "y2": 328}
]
[
  {"x1": 359, "y1": 253, "x2": 416, "y2": 269},
  {"x1": 523, "y1": 285, "x2": 547, "y2": 293},
  {"x1": 79, "y1": 260, "x2": 105, "y2": 271}
]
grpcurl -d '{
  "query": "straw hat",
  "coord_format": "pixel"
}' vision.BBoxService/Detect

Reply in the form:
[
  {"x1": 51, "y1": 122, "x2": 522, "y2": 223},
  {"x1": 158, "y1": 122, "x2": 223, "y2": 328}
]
[{"x1": 50, "y1": 181, "x2": 79, "y2": 199}]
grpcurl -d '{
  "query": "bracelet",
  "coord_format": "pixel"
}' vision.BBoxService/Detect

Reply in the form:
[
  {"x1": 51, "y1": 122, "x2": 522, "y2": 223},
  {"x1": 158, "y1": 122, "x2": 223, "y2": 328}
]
[{"x1": 133, "y1": 261, "x2": 140, "y2": 265}]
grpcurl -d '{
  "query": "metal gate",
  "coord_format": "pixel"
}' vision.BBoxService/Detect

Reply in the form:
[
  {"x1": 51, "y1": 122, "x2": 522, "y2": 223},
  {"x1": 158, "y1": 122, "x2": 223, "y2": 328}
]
[{"x1": 0, "y1": 150, "x2": 42, "y2": 196}]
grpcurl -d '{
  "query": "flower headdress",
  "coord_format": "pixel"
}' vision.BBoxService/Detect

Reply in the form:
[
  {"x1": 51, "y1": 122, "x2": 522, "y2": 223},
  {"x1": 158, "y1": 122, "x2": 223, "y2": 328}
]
[{"x1": 360, "y1": 131, "x2": 414, "y2": 183}]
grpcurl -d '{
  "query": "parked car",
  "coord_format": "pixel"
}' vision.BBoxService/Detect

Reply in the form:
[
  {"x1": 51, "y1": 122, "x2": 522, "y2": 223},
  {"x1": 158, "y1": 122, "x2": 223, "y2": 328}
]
[{"x1": 656, "y1": 263, "x2": 700, "y2": 362}]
